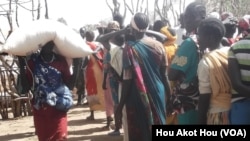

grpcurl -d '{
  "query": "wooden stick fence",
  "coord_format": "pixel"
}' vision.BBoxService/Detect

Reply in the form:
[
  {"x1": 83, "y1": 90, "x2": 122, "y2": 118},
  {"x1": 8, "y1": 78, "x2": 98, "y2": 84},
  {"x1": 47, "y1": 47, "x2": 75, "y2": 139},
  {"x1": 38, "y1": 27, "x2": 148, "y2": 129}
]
[{"x1": 0, "y1": 55, "x2": 32, "y2": 120}]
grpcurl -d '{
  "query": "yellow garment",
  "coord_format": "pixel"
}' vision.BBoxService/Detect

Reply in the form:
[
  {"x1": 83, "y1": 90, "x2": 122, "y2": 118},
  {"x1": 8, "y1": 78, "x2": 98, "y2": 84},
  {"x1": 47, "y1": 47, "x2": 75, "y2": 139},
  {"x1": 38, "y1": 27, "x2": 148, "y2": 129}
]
[
  {"x1": 203, "y1": 49, "x2": 231, "y2": 110},
  {"x1": 160, "y1": 26, "x2": 178, "y2": 70},
  {"x1": 161, "y1": 26, "x2": 178, "y2": 124},
  {"x1": 207, "y1": 111, "x2": 229, "y2": 125},
  {"x1": 166, "y1": 113, "x2": 178, "y2": 125}
]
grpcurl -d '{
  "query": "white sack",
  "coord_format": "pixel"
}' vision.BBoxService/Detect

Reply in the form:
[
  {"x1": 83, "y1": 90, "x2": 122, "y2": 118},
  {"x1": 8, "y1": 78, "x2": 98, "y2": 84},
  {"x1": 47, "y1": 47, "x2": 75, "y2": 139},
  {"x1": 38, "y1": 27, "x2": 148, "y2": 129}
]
[
  {"x1": 53, "y1": 22, "x2": 93, "y2": 58},
  {"x1": 1, "y1": 19, "x2": 93, "y2": 58},
  {"x1": 2, "y1": 20, "x2": 56, "y2": 56}
]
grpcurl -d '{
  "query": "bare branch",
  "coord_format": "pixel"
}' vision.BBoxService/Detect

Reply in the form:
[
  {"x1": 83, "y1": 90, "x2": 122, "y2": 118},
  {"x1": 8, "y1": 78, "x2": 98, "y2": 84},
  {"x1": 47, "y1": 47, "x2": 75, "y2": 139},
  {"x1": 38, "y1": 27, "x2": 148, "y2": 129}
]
[
  {"x1": 31, "y1": 0, "x2": 34, "y2": 20},
  {"x1": 122, "y1": 0, "x2": 127, "y2": 20},
  {"x1": 44, "y1": 0, "x2": 49, "y2": 19},
  {"x1": 7, "y1": 0, "x2": 13, "y2": 37},
  {"x1": 155, "y1": 0, "x2": 163, "y2": 20},
  {"x1": 153, "y1": 0, "x2": 156, "y2": 21},
  {"x1": 17, "y1": 0, "x2": 32, "y2": 4},
  {"x1": 0, "y1": 5, "x2": 7, "y2": 11},
  {"x1": 15, "y1": 0, "x2": 19, "y2": 27},
  {"x1": 130, "y1": 0, "x2": 134, "y2": 13},
  {"x1": 169, "y1": 0, "x2": 176, "y2": 27},
  {"x1": 219, "y1": 0, "x2": 223, "y2": 14},
  {"x1": 117, "y1": 0, "x2": 120, "y2": 13},
  {"x1": 0, "y1": 0, "x2": 31, "y2": 6},
  {"x1": 162, "y1": 0, "x2": 168, "y2": 19},
  {"x1": 112, "y1": 0, "x2": 120, "y2": 16},
  {"x1": 106, "y1": 0, "x2": 114, "y2": 16},
  {"x1": 16, "y1": 3, "x2": 38, "y2": 11},
  {"x1": 37, "y1": 0, "x2": 41, "y2": 19},
  {"x1": 183, "y1": 0, "x2": 186, "y2": 13},
  {"x1": 140, "y1": 0, "x2": 144, "y2": 13},
  {"x1": 124, "y1": 0, "x2": 134, "y2": 15},
  {"x1": 0, "y1": 29, "x2": 6, "y2": 41},
  {"x1": 136, "y1": 0, "x2": 140, "y2": 12}
]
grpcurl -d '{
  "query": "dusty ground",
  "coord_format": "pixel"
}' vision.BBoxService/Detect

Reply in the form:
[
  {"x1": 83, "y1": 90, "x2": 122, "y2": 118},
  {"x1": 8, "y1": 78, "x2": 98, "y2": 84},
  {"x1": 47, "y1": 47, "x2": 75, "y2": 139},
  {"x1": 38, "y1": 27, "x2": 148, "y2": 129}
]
[{"x1": 0, "y1": 98, "x2": 124, "y2": 141}]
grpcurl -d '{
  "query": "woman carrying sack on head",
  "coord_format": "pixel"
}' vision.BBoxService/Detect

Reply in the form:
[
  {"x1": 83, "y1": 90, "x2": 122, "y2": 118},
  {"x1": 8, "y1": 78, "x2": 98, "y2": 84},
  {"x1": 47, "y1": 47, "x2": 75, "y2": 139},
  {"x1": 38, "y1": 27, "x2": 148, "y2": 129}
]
[{"x1": 25, "y1": 41, "x2": 73, "y2": 141}]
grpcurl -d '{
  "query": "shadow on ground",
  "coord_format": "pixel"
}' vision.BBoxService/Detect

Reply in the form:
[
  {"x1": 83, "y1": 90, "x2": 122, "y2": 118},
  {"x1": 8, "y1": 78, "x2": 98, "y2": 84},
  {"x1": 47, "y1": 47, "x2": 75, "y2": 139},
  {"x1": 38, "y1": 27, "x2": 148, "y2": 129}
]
[
  {"x1": 68, "y1": 118, "x2": 107, "y2": 126},
  {"x1": 68, "y1": 133, "x2": 123, "y2": 141},
  {"x1": 0, "y1": 132, "x2": 35, "y2": 141}
]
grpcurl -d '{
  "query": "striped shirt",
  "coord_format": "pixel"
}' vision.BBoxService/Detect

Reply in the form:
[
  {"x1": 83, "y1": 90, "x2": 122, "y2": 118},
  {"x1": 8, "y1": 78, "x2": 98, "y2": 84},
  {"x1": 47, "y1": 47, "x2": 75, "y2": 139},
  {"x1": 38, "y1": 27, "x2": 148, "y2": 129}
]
[{"x1": 228, "y1": 39, "x2": 250, "y2": 102}]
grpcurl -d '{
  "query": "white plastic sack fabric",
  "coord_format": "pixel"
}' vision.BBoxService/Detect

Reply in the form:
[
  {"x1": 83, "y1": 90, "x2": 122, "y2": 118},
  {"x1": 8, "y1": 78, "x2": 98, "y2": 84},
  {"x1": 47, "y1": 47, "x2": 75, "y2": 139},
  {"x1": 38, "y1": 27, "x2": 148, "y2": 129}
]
[
  {"x1": 109, "y1": 43, "x2": 123, "y2": 76},
  {"x1": 53, "y1": 21, "x2": 93, "y2": 58},
  {"x1": 2, "y1": 19, "x2": 56, "y2": 56},
  {"x1": 1, "y1": 19, "x2": 93, "y2": 58}
]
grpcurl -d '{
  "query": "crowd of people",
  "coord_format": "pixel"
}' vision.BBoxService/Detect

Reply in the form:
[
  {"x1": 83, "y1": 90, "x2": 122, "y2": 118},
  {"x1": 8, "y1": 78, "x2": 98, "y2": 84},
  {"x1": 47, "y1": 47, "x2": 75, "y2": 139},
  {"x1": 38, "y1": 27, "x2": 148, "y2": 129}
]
[{"x1": 18, "y1": 1, "x2": 250, "y2": 141}]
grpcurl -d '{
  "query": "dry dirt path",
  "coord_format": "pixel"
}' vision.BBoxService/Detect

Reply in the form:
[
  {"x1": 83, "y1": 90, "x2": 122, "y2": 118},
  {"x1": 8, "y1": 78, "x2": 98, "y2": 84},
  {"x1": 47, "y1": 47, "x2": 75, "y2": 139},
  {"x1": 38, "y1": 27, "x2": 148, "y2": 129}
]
[{"x1": 0, "y1": 100, "x2": 124, "y2": 141}]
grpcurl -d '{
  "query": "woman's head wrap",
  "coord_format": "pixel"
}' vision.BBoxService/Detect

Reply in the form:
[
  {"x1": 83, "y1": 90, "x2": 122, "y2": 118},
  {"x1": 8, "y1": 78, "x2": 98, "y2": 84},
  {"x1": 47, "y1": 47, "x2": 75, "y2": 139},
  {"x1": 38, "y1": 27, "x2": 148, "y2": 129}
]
[
  {"x1": 238, "y1": 15, "x2": 250, "y2": 30},
  {"x1": 107, "y1": 21, "x2": 120, "y2": 30},
  {"x1": 208, "y1": 12, "x2": 220, "y2": 19},
  {"x1": 221, "y1": 12, "x2": 233, "y2": 21},
  {"x1": 130, "y1": 12, "x2": 149, "y2": 32}
]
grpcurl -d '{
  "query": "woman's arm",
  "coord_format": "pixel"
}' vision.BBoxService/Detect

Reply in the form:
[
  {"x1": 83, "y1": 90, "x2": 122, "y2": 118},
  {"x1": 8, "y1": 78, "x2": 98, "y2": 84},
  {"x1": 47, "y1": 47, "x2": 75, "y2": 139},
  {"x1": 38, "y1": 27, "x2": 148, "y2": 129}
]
[
  {"x1": 92, "y1": 53, "x2": 103, "y2": 63},
  {"x1": 197, "y1": 59, "x2": 211, "y2": 124},
  {"x1": 102, "y1": 71, "x2": 108, "y2": 90},
  {"x1": 160, "y1": 65, "x2": 172, "y2": 116},
  {"x1": 228, "y1": 58, "x2": 250, "y2": 97},
  {"x1": 18, "y1": 56, "x2": 31, "y2": 93},
  {"x1": 96, "y1": 27, "x2": 129, "y2": 44},
  {"x1": 159, "y1": 51, "x2": 171, "y2": 106},
  {"x1": 145, "y1": 30, "x2": 167, "y2": 43},
  {"x1": 168, "y1": 68, "x2": 185, "y2": 81},
  {"x1": 198, "y1": 94, "x2": 210, "y2": 124}
]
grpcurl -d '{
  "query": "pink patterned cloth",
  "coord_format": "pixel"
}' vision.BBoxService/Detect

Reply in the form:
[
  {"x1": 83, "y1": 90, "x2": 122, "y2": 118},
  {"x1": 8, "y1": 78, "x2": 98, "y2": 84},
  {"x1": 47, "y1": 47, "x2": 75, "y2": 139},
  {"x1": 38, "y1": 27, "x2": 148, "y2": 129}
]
[{"x1": 104, "y1": 74, "x2": 114, "y2": 116}]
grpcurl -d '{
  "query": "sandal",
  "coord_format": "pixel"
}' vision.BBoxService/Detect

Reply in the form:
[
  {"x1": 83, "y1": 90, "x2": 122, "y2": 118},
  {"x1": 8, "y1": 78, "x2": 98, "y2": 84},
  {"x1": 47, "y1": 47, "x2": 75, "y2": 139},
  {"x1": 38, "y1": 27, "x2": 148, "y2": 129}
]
[
  {"x1": 107, "y1": 116, "x2": 114, "y2": 122},
  {"x1": 86, "y1": 115, "x2": 95, "y2": 121},
  {"x1": 100, "y1": 125, "x2": 110, "y2": 131},
  {"x1": 108, "y1": 130, "x2": 121, "y2": 136}
]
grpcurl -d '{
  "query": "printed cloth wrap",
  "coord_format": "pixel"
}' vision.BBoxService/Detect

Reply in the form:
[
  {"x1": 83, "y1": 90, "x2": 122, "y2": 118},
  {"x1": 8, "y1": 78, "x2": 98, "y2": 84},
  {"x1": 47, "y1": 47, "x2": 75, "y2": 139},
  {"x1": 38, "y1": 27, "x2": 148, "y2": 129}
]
[{"x1": 32, "y1": 55, "x2": 73, "y2": 112}]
